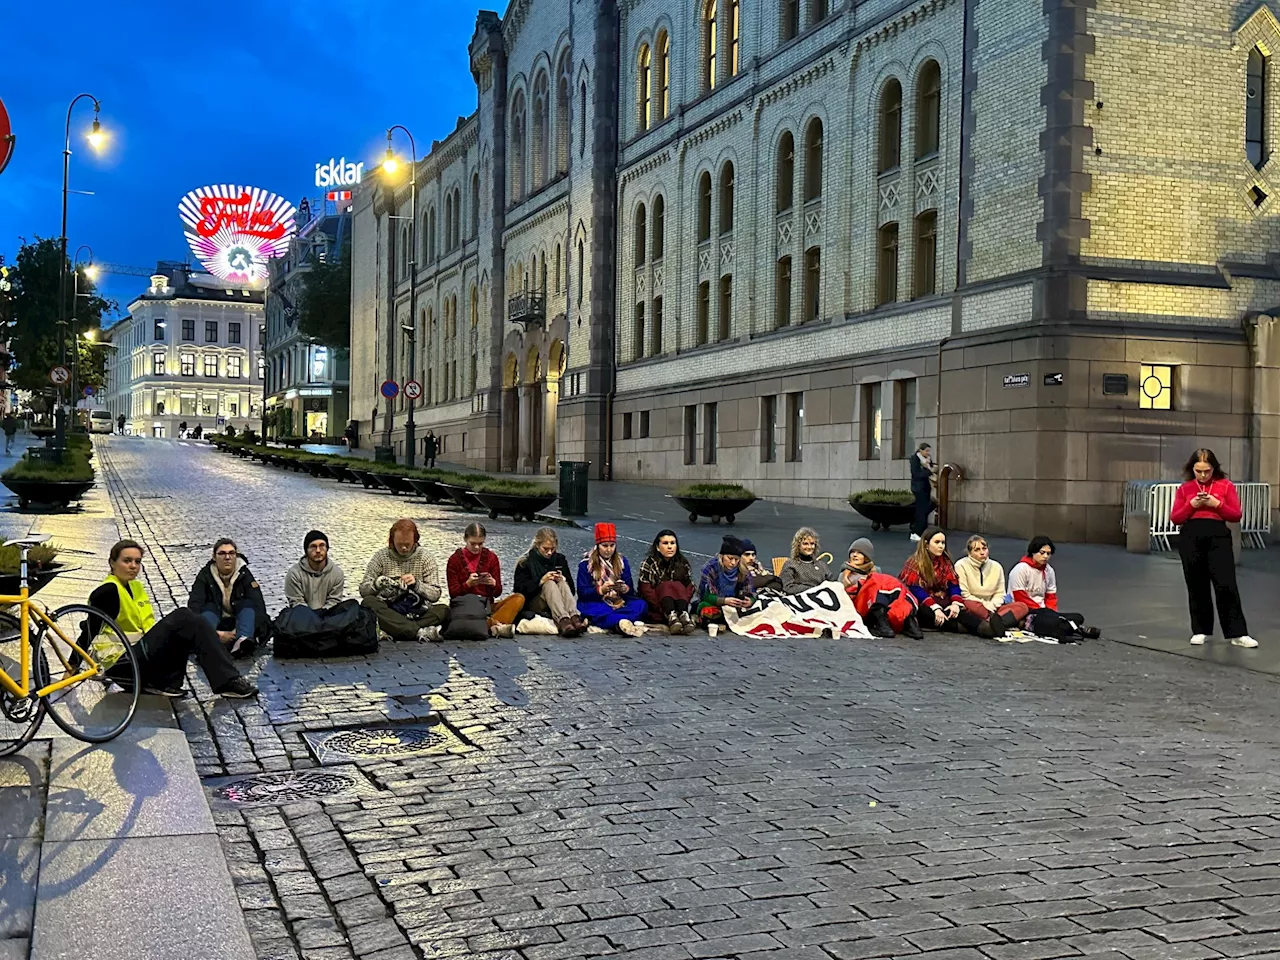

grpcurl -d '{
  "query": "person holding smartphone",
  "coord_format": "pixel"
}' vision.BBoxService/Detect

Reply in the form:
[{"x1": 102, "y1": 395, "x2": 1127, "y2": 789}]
[
  {"x1": 445, "y1": 522, "x2": 524, "y2": 637},
  {"x1": 1169, "y1": 447, "x2": 1256, "y2": 648},
  {"x1": 513, "y1": 527, "x2": 584, "y2": 637}
]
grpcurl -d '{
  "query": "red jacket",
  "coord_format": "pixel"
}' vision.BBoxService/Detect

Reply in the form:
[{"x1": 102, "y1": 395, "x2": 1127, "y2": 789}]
[
  {"x1": 1169, "y1": 478, "x2": 1242, "y2": 526},
  {"x1": 446, "y1": 547, "x2": 502, "y2": 600}
]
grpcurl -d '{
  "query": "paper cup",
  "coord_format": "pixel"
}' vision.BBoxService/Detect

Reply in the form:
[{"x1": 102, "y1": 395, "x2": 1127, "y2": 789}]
[{"x1": 708, "y1": 624, "x2": 719, "y2": 638}]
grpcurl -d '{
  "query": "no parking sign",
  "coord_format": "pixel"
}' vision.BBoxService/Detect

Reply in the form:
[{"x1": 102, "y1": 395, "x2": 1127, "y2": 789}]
[{"x1": 379, "y1": 380, "x2": 399, "y2": 400}]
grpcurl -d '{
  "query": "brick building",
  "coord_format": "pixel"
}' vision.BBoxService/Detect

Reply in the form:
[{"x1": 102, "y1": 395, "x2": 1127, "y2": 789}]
[{"x1": 350, "y1": 0, "x2": 1280, "y2": 542}]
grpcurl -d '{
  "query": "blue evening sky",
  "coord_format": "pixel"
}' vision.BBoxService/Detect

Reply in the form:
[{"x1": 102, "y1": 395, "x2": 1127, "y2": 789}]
[{"x1": 0, "y1": 1, "x2": 488, "y2": 317}]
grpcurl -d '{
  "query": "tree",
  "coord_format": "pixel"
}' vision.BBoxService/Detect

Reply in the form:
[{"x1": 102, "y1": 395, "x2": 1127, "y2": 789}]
[
  {"x1": 295, "y1": 241, "x2": 351, "y2": 349},
  {"x1": 7, "y1": 237, "x2": 115, "y2": 393}
]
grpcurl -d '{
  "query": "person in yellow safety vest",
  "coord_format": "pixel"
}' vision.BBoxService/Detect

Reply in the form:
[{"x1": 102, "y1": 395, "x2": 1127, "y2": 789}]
[{"x1": 87, "y1": 539, "x2": 258, "y2": 699}]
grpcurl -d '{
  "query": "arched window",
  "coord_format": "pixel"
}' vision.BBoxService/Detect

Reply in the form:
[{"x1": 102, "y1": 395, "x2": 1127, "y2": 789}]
[
  {"x1": 916, "y1": 60, "x2": 941, "y2": 159},
  {"x1": 719, "y1": 162, "x2": 734, "y2": 235},
  {"x1": 554, "y1": 242, "x2": 562, "y2": 291},
  {"x1": 444, "y1": 194, "x2": 454, "y2": 252},
  {"x1": 577, "y1": 239, "x2": 585, "y2": 306},
  {"x1": 718, "y1": 274, "x2": 732, "y2": 341},
  {"x1": 453, "y1": 189, "x2": 462, "y2": 247},
  {"x1": 808, "y1": 0, "x2": 828, "y2": 25},
  {"x1": 532, "y1": 72, "x2": 550, "y2": 189},
  {"x1": 913, "y1": 210, "x2": 938, "y2": 298},
  {"x1": 775, "y1": 257, "x2": 792, "y2": 328},
  {"x1": 804, "y1": 118, "x2": 823, "y2": 201},
  {"x1": 399, "y1": 226, "x2": 408, "y2": 277},
  {"x1": 638, "y1": 44, "x2": 652, "y2": 132},
  {"x1": 471, "y1": 173, "x2": 481, "y2": 237},
  {"x1": 781, "y1": 0, "x2": 799, "y2": 42},
  {"x1": 510, "y1": 91, "x2": 527, "y2": 200},
  {"x1": 776, "y1": 132, "x2": 795, "y2": 213},
  {"x1": 1248, "y1": 47, "x2": 1269, "y2": 169},
  {"x1": 697, "y1": 171, "x2": 713, "y2": 242},
  {"x1": 878, "y1": 79, "x2": 903, "y2": 173},
  {"x1": 540, "y1": 254, "x2": 547, "y2": 296},
  {"x1": 471, "y1": 284, "x2": 479, "y2": 328},
  {"x1": 657, "y1": 31, "x2": 671, "y2": 120},
  {"x1": 703, "y1": 0, "x2": 718, "y2": 91},
  {"x1": 697, "y1": 281, "x2": 711, "y2": 345},
  {"x1": 420, "y1": 211, "x2": 430, "y2": 263},
  {"x1": 556, "y1": 53, "x2": 572, "y2": 174},
  {"x1": 635, "y1": 203, "x2": 647, "y2": 265},
  {"x1": 652, "y1": 195, "x2": 665, "y2": 259},
  {"x1": 633, "y1": 302, "x2": 645, "y2": 360},
  {"x1": 579, "y1": 82, "x2": 588, "y2": 156},
  {"x1": 428, "y1": 208, "x2": 437, "y2": 261},
  {"x1": 729, "y1": 0, "x2": 740, "y2": 77}
]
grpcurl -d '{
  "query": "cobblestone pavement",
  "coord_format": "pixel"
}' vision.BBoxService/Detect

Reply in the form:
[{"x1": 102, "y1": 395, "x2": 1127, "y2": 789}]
[{"x1": 94, "y1": 437, "x2": 1280, "y2": 960}]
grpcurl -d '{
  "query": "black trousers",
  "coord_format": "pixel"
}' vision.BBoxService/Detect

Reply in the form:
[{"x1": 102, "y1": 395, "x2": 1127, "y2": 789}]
[
  {"x1": 926, "y1": 605, "x2": 985, "y2": 635},
  {"x1": 134, "y1": 608, "x2": 240, "y2": 691},
  {"x1": 1178, "y1": 518, "x2": 1248, "y2": 638},
  {"x1": 911, "y1": 485, "x2": 933, "y2": 535}
]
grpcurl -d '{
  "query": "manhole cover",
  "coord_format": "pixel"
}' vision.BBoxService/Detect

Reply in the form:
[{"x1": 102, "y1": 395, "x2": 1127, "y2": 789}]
[
  {"x1": 203, "y1": 765, "x2": 376, "y2": 807},
  {"x1": 302, "y1": 723, "x2": 470, "y2": 765}
]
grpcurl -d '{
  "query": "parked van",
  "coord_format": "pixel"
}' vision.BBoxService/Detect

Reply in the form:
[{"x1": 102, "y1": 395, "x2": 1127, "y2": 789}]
[{"x1": 88, "y1": 409, "x2": 114, "y2": 434}]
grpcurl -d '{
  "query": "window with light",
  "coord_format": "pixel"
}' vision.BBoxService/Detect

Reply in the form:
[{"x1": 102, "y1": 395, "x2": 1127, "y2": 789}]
[{"x1": 1139, "y1": 364, "x2": 1173, "y2": 410}]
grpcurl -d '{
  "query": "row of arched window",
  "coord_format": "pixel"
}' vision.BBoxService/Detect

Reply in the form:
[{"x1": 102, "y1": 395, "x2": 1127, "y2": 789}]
[
  {"x1": 395, "y1": 175, "x2": 482, "y2": 279},
  {"x1": 879, "y1": 60, "x2": 941, "y2": 173},
  {"x1": 509, "y1": 52, "x2": 574, "y2": 203}
]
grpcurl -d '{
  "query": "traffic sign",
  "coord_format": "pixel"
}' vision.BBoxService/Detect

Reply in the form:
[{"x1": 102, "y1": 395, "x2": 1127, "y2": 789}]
[
  {"x1": 0, "y1": 98, "x2": 13, "y2": 178},
  {"x1": 380, "y1": 379, "x2": 400, "y2": 399},
  {"x1": 403, "y1": 379, "x2": 423, "y2": 401},
  {"x1": 49, "y1": 365, "x2": 70, "y2": 386},
  {"x1": 83, "y1": 385, "x2": 96, "y2": 397}
]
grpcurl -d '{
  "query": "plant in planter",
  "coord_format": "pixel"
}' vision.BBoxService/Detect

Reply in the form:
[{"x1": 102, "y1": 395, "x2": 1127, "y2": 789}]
[
  {"x1": 2, "y1": 453, "x2": 96, "y2": 509},
  {"x1": 847, "y1": 487, "x2": 917, "y2": 531},
  {"x1": 669, "y1": 483, "x2": 758, "y2": 524},
  {"x1": 0, "y1": 542, "x2": 63, "y2": 596},
  {"x1": 470, "y1": 478, "x2": 558, "y2": 522}
]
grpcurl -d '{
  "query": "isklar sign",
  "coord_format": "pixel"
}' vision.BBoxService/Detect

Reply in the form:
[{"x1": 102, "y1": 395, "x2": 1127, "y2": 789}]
[
  {"x1": 178, "y1": 185, "x2": 297, "y2": 284},
  {"x1": 315, "y1": 157, "x2": 363, "y2": 188}
]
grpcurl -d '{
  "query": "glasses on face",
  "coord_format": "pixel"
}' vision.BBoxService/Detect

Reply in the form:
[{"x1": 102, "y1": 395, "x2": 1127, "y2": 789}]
[{"x1": 215, "y1": 551, "x2": 237, "y2": 558}]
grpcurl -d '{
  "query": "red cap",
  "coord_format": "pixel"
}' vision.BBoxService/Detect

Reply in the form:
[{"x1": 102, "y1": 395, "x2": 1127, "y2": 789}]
[{"x1": 594, "y1": 522, "x2": 617, "y2": 545}]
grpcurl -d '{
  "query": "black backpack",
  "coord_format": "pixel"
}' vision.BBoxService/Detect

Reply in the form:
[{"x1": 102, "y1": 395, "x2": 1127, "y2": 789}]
[{"x1": 273, "y1": 599, "x2": 379, "y2": 658}]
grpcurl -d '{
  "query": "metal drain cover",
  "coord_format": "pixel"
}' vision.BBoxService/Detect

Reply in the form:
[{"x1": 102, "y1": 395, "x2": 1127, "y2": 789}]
[
  {"x1": 204, "y1": 765, "x2": 376, "y2": 807},
  {"x1": 302, "y1": 723, "x2": 469, "y2": 765}
]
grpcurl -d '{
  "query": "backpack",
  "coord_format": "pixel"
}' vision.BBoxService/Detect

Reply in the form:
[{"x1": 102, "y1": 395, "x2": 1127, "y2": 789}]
[{"x1": 273, "y1": 599, "x2": 379, "y2": 658}]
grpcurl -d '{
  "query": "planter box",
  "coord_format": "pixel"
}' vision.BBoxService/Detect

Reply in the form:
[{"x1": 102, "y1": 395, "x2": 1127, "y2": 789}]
[
  {"x1": 0, "y1": 560, "x2": 76, "y2": 598},
  {"x1": 669, "y1": 494, "x2": 757, "y2": 524},
  {"x1": 849, "y1": 501, "x2": 917, "y2": 531},
  {"x1": 3, "y1": 478, "x2": 95, "y2": 509},
  {"x1": 325, "y1": 464, "x2": 356, "y2": 483},
  {"x1": 438, "y1": 482, "x2": 484, "y2": 512},
  {"x1": 351, "y1": 470, "x2": 385, "y2": 490},
  {"x1": 405, "y1": 478, "x2": 447, "y2": 502},
  {"x1": 378, "y1": 474, "x2": 414, "y2": 496},
  {"x1": 473, "y1": 491, "x2": 557, "y2": 522}
]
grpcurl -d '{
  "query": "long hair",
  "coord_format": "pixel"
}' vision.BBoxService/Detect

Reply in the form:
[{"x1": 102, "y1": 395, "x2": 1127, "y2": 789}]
[
  {"x1": 1183, "y1": 447, "x2": 1225, "y2": 482},
  {"x1": 531, "y1": 526, "x2": 558, "y2": 551},
  {"x1": 646, "y1": 528, "x2": 685, "y2": 564},
  {"x1": 790, "y1": 526, "x2": 820, "y2": 560},
  {"x1": 589, "y1": 545, "x2": 624, "y2": 581},
  {"x1": 388, "y1": 518, "x2": 420, "y2": 549},
  {"x1": 908, "y1": 525, "x2": 950, "y2": 589}
]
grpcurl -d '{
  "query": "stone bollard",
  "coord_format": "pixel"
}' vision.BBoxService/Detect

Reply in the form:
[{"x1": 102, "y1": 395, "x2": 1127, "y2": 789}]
[
  {"x1": 1126, "y1": 513, "x2": 1150, "y2": 554},
  {"x1": 1229, "y1": 521, "x2": 1242, "y2": 565}
]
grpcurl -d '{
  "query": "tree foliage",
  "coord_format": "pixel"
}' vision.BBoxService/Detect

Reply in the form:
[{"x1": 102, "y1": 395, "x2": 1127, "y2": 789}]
[
  {"x1": 6, "y1": 237, "x2": 115, "y2": 393},
  {"x1": 295, "y1": 241, "x2": 351, "y2": 350}
]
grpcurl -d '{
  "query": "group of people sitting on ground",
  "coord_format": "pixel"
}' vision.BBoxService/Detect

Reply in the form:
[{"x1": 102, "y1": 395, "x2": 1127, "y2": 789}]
[{"x1": 89, "y1": 517, "x2": 1101, "y2": 700}]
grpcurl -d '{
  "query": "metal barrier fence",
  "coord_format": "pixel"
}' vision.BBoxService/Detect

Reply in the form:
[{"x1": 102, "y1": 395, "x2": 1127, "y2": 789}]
[{"x1": 1123, "y1": 480, "x2": 1272, "y2": 552}]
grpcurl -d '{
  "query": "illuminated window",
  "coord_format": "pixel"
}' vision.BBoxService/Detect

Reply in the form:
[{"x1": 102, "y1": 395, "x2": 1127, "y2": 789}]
[
  {"x1": 203, "y1": 355, "x2": 218, "y2": 377},
  {"x1": 227, "y1": 356, "x2": 242, "y2": 378},
  {"x1": 1248, "y1": 47, "x2": 1269, "y2": 169},
  {"x1": 180, "y1": 353, "x2": 195, "y2": 376},
  {"x1": 657, "y1": 32, "x2": 670, "y2": 120},
  {"x1": 1139, "y1": 364, "x2": 1174, "y2": 410},
  {"x1": 152, "y1": 352, "x2": 165, "y2": 376},
  {"x1": 257, "y1": 356, "x2": 265, "y2": 380},
  {"x1": 638, "y1": 44, "x2": 651, "y2": 132},
  {"x1": 861, "y1": 382, "x2": 882, "y2": 460},
  {"x1": 703, "y1": 0, "x2": 717, "y2": 92}
]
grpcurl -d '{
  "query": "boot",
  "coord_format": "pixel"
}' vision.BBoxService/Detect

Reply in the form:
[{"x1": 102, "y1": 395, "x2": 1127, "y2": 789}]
[
  {"x1": 679, "y1": 610, "x2": 695, "y2": 635},
  {"x1": 986, "y1": 612, "x2": 1008, "y2": 639},
  {"x1": 865, "y1": 604, "x2": 896, "y2": 639},
  {"x1": 1077, "y1": 625, "x2": 1101, "y2": 640},
  {"x1": 667, "y1": 612, "x2": 684, "y2": 635},
  {"x1": 902, "y1": 613, "x2": 924, "y2": 640},
  {"x1": 999, "y1": 611, "x2": 1020, "y2": 633},
  {"x1": 556, "y1": 617, "x2": 576, "y2": 637},
  {"x1": 976, "y1": 616, "x2": 996, "y2": 639}
]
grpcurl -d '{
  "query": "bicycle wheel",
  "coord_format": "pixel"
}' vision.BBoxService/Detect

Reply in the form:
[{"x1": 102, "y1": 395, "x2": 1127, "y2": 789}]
[
  {"x1": 35, "y1": 603, "x2": 141, "y2": 743},
  {"x1": 0, "y1": 611, "x2": 46, "y2": 757}
]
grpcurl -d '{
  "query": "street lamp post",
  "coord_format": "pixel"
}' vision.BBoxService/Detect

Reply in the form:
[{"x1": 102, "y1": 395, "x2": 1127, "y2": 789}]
[
  {"x1": 71, "y1": 247, "x2": 95, "y2": 426},
  {"x1": 56, "y1": 93, "x2": 104, "y2": 444},
  {"x1": 382, "y1": 125, "x2": 418, "y2": 467}
]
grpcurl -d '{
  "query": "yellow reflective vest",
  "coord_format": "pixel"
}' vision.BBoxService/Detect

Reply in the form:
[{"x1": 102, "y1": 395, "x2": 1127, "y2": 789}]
[{"x1": 102, "y1": 575, "x2": 156, "y2": 640}]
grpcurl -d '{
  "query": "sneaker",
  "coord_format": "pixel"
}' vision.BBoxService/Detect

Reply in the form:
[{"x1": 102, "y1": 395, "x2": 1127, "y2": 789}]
[
  {"x1": 909, "y1": 533, "x2": 921, "y2": 542},
  {"x1": 143, "y1": 684, "x2": 186, "y2": 698},
  {"x1": 1230, "y1": 635, "x2": 1259, "y2": 648},
  {"x1": 667, "y1": 613, "x2": 684, "y2": 636},
  {"x1": 679, "y1": 611, "x2": 695, "y2": 634},
  {"x1": 1189, "y1": 634, "x2": 1208, "y2": 645},
  {"x1": 229, "y1": 636, "x2": 257, "y2": 659},
  {"x1": 618, "y1": 619, "x2": 644, "y2": 637},
  {"x1": 417, "y1": 625, "x2": 442, "y2": 643},
  {"x1": 490, "y1": 623, "x2": 516, "y2": 639},
  {"x1": 1077, "y1": 625, "x2": 1101, "y2": 640},
  {"x1": 216, "y1": 677, "x2": 259, "y2": 699}
]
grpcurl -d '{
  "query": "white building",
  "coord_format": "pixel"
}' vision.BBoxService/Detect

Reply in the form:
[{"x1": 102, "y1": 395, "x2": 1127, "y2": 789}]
[{"x1": 103, "y1": 262, "x2": 266, "y2": 437}]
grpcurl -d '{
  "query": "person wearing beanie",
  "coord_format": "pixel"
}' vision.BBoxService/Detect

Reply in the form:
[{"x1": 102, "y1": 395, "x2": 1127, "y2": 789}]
[
  {"x1": 840, "y1": 537, "x2": 924, "y2": 639},
  {"x1": 779, "y1": 527, "x2": 834, "y2": 595},
  {"x1": 740, "y1": 539, "x2": 781, "y2": 592},
  {"x1": 696, "y1": 535, "x2": 756, "y2": 627},
  {"x1": 285, "y1": 529, "x2": 346, "y2": 610},
  {"x1": 576, "y1": 522, "x2": 648, "y2": 636}
]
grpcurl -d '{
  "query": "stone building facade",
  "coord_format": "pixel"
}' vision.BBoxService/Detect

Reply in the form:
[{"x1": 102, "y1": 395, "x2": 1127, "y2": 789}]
[
  {"x1": 350, "y1": 0, "x2": 1280, "y2": 541},
  {"x1": 102, "y1": 263, "x2": 265, "y2": 438}
]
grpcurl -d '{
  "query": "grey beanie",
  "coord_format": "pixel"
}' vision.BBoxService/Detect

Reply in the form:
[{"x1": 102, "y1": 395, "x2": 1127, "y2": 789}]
[{"x1": 848, "y1": 537, "x2": 874, "y2": 562}]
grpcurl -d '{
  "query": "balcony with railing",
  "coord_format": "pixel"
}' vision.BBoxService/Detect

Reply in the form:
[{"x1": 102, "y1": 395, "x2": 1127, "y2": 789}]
[{"x1": 507, "y1": 290, "x2": 546, "y2": 330}]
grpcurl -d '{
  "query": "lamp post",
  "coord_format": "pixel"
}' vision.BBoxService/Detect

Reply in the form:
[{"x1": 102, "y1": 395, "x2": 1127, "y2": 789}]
[
  {"x1": 56, "y1": 93, "x2": 105, "y2": 443},
  {"x1": 382, "y1": 125, "x2": 418, "y2": 467},
  {"x1": 71, "y1": 248, "x2": 96, "y2": 426}
]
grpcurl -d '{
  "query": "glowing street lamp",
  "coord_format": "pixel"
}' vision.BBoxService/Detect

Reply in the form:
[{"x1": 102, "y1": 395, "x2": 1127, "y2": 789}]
[{"x1": 380, "y1": 124, "x2": 419, "y2": 466}]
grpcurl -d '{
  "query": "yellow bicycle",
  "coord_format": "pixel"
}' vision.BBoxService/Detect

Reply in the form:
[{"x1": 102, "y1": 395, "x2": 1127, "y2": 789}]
[{"x1": 0, "y1": 536, "x2": 140, "y2": 756}]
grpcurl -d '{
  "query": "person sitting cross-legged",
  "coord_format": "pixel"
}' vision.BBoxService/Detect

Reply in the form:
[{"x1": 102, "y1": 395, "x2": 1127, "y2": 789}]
[
  {"x1": 576, "y1": 523, "x2": 648, "y2": 637},
  {"x1": 89, "y1": 539, "x2": 258, "y2": 699},
  {"x1": 740, "y1": 540, "x2": 781, "y2": 592},
  {"x1": 359, "y1": 519, "x2": 450, "y2": 642},
  {"x1": 513, "y1": 527, "x2": 584, "y2": 637},
  {"x1": 284, "y1": 530, "x2": 346, "y2": 610},
  {"x1": 445, "y1": 522, "x2": 524, "y2": 638},
  {"x1": 697, "y1": 536, "x2": 756, "y2": 627},
  {"x1": 1009, "y1": 536, "x2": 1101, "y2": 642},
  {"x1": 187, "y1": 538, "x2": 272, "y2": 659},
  {"x1": 955, "y1": 534, "x2": 1027, "y2": 633}
]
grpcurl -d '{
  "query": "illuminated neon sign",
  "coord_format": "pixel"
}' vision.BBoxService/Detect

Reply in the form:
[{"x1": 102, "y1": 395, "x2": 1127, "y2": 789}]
[
  {"x1": 315, "y1": 157, "x2": 363, "y2": 188},
  {"x1": 178, "y1": 185, "x2": 297, "y2": 283}
]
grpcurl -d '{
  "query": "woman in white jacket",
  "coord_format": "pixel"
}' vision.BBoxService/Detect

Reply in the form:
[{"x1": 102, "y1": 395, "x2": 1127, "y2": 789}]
[{"x1": 954, "y1": 535, "x2": 1026, "y2": 632}]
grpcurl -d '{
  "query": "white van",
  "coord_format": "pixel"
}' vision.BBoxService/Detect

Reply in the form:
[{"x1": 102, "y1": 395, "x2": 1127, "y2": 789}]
[{"x1": 89, "y1": 409, "x2": 114, "y2": 434}]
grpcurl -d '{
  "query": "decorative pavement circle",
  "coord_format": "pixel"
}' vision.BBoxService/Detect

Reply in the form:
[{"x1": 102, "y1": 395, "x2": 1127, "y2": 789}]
[
  {"x1": 203, "y1": 765, "x2": 377, "y2": 807},
  {"x1": 302, "y1": 722, "x2": 470, "y2": 766}
]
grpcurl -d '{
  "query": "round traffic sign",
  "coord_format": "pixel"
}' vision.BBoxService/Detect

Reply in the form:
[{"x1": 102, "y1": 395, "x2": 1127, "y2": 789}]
[
  {"x1": 83, "y1": 385, "x2": 96, "y2": 397},
  {"x1": 403, "y1": 379, "x2": 422, "y2": 401},
  {"x1": 380, "y1": 379, "x2": 400, "y2": 400},
  {"x1": 0, "y1": 97, "x2": 13, "y2": 178},
  {"x1": 49, "y1": 365, "x2": 71, "y2": 386}
]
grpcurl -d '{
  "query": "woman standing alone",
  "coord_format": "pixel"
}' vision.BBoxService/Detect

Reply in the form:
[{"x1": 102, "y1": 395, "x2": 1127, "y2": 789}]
[{"x1": 1169, "y1": 448, "x2": 1256, "y2": 648}]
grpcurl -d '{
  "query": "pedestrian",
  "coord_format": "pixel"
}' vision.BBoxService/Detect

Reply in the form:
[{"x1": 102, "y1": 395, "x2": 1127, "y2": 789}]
[
  {"x1": 343, "y1": 419, "x2": 358, "y2": 450},
  {"x1": 1169, "y1": 447, "x2": 1257, "y2": 648},
  {"x1": 285, "y1": 530, "x2": 346, "y2": 610},
  {"x1": 2, "y1": 414, "x2": 17, "y2": 455},
  {"x1": 359, "y1": 519, "x2": 450, "y2": 642},
  {"x1": 909, "y1": 442, "x2": 935, "y2": 541},
  {"x1": 88, "y1": 539, "x2": 258, "y2": 698},
  {"x1": 179, "y1": 420, "x2": 188, "y2": 438},
  {"x1": 576, "y1": 523, "x2": 647, "y2": 636},
  {"x1": 424, "y1": 431, "x2": 438, "y2": 468},
  {"x1": 513, "y1": 527, "x2": 583, "y2": 636},
  {"x1": 187, "y1": 538, "x2": 271, "y2": 658},
  {"x1": 116, "y1": 413, "x2": 126, "y2": 434}
]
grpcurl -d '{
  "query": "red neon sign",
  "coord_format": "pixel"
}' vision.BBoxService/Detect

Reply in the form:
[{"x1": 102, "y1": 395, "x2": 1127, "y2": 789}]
[{"x1": 195, "y1": 192, "x2": 287, "y2": 241}]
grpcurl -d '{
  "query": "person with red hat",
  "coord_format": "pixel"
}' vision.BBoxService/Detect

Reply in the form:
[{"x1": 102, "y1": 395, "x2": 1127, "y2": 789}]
[{"x1": 576, "y1": 522, "x2": 648, "y2": 636}]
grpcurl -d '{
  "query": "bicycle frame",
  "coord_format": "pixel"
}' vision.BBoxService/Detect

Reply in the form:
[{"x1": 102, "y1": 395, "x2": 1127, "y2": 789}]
[{"x1": 0, "y1": 586, "x2": 101, "y2": 700}]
